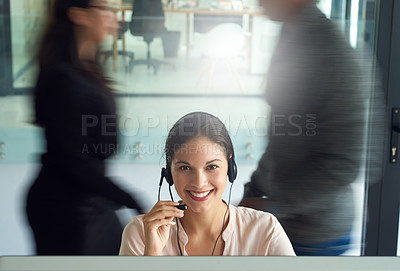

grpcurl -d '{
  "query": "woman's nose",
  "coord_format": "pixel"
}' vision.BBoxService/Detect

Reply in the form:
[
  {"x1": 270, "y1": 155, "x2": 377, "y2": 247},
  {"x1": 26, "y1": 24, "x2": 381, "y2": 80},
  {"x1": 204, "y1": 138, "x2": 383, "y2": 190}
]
[{"x1": 191, "y1": 169, "x2": 208, "y2": 188}]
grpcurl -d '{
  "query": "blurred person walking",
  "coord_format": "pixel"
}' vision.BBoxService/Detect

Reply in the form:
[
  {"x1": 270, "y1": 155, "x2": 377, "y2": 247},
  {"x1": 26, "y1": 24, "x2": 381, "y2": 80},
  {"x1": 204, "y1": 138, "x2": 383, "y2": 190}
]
[
  {"x1": 240, "y1": 0, "x2": 382, "y2": 255},
  {"x1": 25, "y1": 0, "x2": 144, "y2": 255}
]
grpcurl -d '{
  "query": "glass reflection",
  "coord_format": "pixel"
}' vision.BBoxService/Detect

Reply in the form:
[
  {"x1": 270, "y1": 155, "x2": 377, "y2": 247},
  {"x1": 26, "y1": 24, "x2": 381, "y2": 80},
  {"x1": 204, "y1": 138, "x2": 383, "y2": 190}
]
[{"x1": 0, "y1": 0, "x2": 382, "y2": 256}]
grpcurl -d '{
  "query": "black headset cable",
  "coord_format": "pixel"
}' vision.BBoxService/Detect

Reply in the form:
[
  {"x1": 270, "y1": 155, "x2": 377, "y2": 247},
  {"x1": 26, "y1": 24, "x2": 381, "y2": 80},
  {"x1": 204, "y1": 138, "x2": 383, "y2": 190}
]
[
  {"x1": 211, "y1": 182, "x2": 233, "y2": 256},
  {"x1": 168, "y1": 185, "x2": 184, "y2": 256}
]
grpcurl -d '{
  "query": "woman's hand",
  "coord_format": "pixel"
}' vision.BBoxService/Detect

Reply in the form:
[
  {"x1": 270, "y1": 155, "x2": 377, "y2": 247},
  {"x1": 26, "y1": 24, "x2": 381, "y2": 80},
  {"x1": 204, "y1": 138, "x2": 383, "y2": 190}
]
[{"x1": 142, "y1": 201, "x2": 184, "y2": 256}]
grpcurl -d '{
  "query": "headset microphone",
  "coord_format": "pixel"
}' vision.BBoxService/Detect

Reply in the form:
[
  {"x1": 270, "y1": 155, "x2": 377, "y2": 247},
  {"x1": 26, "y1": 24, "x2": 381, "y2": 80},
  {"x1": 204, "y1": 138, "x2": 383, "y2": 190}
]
[
  {"x1": 158, "y1": 166, "x2": 184, "y2": 255},
  {"x1": 175, "y1": 204, "x2": 187, "y2": 210},
  {"x1": 158, "y1": 167, "x2": 187, "y2": 209}
]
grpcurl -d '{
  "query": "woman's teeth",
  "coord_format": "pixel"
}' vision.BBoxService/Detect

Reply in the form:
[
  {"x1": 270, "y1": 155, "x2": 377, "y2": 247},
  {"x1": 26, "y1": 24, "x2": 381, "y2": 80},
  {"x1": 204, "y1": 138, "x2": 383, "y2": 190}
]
[{"x1": 189, "y1": 190, "x2": 211, "y2": 198}]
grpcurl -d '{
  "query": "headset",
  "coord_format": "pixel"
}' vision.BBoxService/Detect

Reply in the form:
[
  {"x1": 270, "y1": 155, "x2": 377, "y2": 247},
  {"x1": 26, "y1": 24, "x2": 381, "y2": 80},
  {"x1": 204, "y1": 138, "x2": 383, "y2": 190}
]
[
  {"x1": 157, "y1": 157, "x2": 237, "y2": 209},
  {"x1": 158, "y1": 111, "x2": 237, "y2": 192},
  {"x1": 157, "y1": 112, "x2": 238, "y2": 256},
  {"x1": 158, "y1": 157, "x2": 237, "y2": 256}
]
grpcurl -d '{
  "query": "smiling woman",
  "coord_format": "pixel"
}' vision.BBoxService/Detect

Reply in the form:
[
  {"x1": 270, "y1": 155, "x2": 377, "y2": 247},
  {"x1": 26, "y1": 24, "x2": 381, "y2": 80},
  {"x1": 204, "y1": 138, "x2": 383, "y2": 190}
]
[{"x1": 119, "y1": 112, "x2": 296, "y2": 256}]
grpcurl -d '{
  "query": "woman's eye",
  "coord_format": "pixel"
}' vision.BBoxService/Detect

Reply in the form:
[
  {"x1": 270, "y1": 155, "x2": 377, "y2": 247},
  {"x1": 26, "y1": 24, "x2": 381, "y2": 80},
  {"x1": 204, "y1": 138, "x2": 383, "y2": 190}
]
[
  {"x1": 179, "y1": 166, "x2": 190, "y2": 171},
  {"x1": 207, "y1": 165, "x2": 218, "y2": 170}
]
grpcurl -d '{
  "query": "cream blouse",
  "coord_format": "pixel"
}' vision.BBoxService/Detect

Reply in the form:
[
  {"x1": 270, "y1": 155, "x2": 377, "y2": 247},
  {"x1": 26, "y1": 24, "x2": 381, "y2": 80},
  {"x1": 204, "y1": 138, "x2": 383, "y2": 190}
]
[{"x1": 119, "y1": 205, "x2": 296, "y2": 256}]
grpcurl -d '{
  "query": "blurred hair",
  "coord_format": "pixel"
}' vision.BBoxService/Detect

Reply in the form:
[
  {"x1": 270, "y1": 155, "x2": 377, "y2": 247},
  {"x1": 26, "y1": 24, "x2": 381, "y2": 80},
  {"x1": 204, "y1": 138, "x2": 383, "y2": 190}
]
[
  {"x1": 165, "y1": 112, "x2": 235, "y2": 166},
  {"x1": 36, "y1": 0, "x2": 112, "y2": 91},
  {"x1": 38, "y1": 0, "x2": 92, "y2": 68}
]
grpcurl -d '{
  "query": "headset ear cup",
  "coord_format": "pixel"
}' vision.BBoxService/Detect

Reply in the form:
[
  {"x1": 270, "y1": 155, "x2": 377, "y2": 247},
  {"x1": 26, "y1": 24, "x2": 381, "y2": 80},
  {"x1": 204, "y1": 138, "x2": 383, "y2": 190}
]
[
  {"x1": 165, "y1": 166, "x2": 174, "y2": 186},
  {"x1": 228, "y1": 158, "x2": 237, "y2": 183}
]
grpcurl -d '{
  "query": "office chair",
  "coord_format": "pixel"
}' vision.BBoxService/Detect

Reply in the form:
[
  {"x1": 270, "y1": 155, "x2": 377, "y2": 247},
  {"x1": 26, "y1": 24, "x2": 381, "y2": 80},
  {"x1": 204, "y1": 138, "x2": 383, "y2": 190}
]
[
  {"x1": 129, "y1": 0, "x2": 175, "y2": 75},
  {"x1": 101, "y1": 21, "x2": 135, "y2": 71}
]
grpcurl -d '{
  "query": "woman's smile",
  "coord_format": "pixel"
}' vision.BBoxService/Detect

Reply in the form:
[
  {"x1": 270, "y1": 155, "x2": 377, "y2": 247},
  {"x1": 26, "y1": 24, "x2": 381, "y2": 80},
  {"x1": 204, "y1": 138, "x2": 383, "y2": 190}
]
[{"x1": 187, "y1": 189, "x2": 214, "y2": 201}]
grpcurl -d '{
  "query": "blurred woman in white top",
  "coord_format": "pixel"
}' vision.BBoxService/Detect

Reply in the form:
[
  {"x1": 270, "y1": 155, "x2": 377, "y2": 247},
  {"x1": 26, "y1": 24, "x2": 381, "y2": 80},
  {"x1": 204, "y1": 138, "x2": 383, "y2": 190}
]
[{"x1": 119, "y1": 112, "x2": 295, "y2": 256}]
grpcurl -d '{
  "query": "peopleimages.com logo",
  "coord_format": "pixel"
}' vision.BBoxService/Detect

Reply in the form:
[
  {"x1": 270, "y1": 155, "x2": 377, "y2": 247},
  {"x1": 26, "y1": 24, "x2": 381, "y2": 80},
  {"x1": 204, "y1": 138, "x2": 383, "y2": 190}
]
[
  {"x1": 80, "y1": 113, "x2": 317, "y2": 138},
  {"x1": 271, "y1": 114, "x2": 317, "y2": 137},
  {"x1": 81, "y1": 114, "x2": 270, "y2": 137}
]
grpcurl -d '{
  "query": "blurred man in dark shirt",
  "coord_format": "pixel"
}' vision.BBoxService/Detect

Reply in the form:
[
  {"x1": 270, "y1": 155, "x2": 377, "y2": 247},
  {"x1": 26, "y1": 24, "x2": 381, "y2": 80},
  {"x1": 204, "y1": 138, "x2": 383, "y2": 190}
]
[{"x1": 239, "y1": 0, "x2": 380, "y2": 255}]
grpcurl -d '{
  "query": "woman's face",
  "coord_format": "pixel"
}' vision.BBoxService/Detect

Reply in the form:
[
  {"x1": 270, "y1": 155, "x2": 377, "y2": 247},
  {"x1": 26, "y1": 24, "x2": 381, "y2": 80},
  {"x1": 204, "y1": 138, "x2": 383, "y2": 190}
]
[
  {"x1": 86, "y1": 0, "x2": 119, "y2": 42},
  {"x1": 170, "y1": 137, "x2": 229, "y2": 214}
]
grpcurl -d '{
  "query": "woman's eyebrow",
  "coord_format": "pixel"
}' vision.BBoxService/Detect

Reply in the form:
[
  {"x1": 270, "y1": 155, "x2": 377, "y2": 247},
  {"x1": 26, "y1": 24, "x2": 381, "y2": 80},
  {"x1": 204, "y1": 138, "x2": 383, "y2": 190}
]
[
  {"x1": 206, "y1": 159, "x2": 223, "y2": 164},
  {"x1": 174, "y1": 161, "x2": 190, "y2": 165}
]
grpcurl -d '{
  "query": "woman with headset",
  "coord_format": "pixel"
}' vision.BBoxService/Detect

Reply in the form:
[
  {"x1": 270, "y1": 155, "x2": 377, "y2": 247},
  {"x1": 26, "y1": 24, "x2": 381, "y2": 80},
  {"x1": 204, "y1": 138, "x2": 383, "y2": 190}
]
[{"x1": 119, "y1": 112, "x2": 295, "y2": 256}]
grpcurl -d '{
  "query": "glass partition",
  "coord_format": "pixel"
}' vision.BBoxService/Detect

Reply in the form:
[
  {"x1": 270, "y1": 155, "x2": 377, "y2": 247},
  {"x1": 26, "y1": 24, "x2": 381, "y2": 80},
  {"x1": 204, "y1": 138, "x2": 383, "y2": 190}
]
[
  {"x1": 0, "y1": 0, "x2": 386, "y2": 256},
  {"x1": 102, "y1": 0, "x2": 280, "y2": 96}
]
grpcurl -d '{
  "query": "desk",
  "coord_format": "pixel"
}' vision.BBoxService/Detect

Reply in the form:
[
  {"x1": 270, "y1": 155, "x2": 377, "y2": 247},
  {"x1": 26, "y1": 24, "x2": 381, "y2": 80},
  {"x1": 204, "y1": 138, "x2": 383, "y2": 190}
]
[
  {"x1": 2, "y1": 256, "x2": 400, "y2": 271},
  {"x1": 112, "y1": 3, "x2": 264, "y2": 70},
  {"x1": 164, "y1": 7, "x2": 264, "y2": 57}
]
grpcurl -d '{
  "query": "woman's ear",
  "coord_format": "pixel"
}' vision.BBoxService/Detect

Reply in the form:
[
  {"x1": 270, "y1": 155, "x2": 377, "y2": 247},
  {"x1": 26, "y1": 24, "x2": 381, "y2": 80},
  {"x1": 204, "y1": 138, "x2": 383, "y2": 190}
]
[{"x1": 67, "y1": 7, "x2": 92, "y2": 27}]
